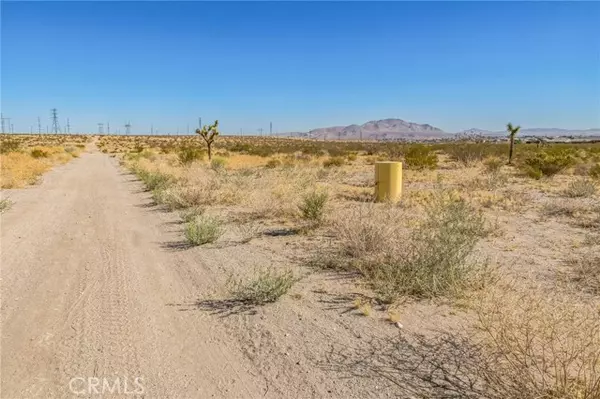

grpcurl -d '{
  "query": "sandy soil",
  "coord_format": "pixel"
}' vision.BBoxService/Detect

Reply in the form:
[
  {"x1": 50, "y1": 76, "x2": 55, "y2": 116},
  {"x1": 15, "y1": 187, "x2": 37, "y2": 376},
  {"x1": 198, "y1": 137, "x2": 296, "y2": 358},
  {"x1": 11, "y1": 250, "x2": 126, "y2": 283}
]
[{"x1": 0, "y1": 146, "x2": 406, "y2": 398}]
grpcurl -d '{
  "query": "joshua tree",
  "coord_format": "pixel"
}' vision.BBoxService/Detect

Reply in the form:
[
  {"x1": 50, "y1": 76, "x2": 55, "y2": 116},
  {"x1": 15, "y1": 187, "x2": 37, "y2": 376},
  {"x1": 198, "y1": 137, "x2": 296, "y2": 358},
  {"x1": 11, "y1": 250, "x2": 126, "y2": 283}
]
[
  {"x1": 506, "y1": 122, "x2": 521, "y2": 165},
  {"x1": 195, "y1": 120, "x2": 219, "y2": 161}
]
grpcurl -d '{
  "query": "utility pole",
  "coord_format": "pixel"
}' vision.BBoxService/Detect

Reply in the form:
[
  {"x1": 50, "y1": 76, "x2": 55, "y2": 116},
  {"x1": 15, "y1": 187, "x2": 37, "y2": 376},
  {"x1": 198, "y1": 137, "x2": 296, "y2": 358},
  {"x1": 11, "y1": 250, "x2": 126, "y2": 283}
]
[
  {"x1": 151, "y1": 124, "x2": 154, "y2": 135},
  {"x1": 51, "y1": 108, "x2": 61, "y2": 134},
  {"x1": 198, "y1": 117, "x2": 202, "y2": 129},
  {"x1": 98, "y1": 123, "x2": 104, "y2": 134},
  {"x1": 258, "y1": 128, "x2": 263, "y2": 136},
  {"x1": 11, "y1": 124, "x2": 14, "y2": 134},
  {"x1": 0, "y1": 113, "x2": 6, "y2": 134},
  {"x1": 125, "y1": 121, "x2": 131, "y2": 135},
  {"x1": 37, "y1": 117, "x2": 42, "y2": 134},
  {"x1": 270, "y1": 122, "x2": 272, "y2": 136},
  {"x1": 107, "y1": 122, "x2": 110, "y2": 135}
]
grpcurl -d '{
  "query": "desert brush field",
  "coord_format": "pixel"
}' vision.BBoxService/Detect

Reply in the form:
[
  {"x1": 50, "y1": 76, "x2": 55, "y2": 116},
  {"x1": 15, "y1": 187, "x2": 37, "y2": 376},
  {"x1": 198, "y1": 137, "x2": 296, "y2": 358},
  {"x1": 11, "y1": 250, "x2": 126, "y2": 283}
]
[{"x1": 2, "y1": 133, "x2": 600, "y2": 398}]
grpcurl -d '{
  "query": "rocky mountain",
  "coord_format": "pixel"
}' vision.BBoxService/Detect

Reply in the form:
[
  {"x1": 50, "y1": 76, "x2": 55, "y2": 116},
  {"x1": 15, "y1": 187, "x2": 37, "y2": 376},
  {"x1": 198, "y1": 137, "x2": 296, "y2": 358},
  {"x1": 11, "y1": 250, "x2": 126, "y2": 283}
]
[{"x1": 308, "y1": 118, "x2": 448, "y2": 140}]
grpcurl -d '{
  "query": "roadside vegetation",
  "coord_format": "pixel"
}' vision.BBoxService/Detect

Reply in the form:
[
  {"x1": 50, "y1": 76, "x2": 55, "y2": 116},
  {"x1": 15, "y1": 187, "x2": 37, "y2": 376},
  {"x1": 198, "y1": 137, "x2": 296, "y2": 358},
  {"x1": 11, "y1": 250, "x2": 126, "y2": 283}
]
[{"x1": 1, "y1": 134, "x2": 88, "y2": 188}]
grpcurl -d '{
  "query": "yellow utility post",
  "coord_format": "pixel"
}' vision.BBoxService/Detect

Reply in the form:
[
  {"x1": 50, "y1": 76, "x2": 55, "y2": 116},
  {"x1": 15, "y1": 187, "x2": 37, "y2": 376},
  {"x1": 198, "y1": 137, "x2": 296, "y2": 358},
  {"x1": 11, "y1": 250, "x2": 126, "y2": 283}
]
[{"x1": 375, "y1": 161, "x2": 403, "y2": 203}]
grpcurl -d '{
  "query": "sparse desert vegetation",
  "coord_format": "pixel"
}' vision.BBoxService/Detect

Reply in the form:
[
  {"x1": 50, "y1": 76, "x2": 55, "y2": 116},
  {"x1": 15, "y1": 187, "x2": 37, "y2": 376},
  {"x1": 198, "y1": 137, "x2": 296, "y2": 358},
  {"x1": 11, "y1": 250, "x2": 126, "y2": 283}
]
[
  {"x1": 93, "y1": 133, "x2": 600, "y2": 397},
  {"x1": 1, "y1": 134, "x2": 89, "y2": 188}
]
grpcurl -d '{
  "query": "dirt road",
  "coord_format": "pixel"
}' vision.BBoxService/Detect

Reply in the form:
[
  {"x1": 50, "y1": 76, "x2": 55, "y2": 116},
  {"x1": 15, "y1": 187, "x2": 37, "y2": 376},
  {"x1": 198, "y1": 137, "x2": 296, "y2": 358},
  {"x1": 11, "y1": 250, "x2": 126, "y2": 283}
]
[{"x1": 1, "y1": 148, "x2": 277, "y2": 398}]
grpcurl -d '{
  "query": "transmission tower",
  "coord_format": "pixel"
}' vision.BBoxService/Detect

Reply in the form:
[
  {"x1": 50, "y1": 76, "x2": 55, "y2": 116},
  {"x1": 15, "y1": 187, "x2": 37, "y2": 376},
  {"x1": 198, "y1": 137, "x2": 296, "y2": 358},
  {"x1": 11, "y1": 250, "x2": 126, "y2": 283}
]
[
  {"x1": 98, "y1": 123, "x2": 104, "y2": 134},
  {"x1": 107, "y1": 122, "x2": 110, "y2": 135},
  {"x1": 51, "y1": 108, "x2": 61, "y2": 134},
  {"x1": 258, "y1": 128, "x2": 263, "y2": 136},
  {"x1": 0, "y1": 113, "x2": 5, "y2": 134},
  {"x1": 125, "y1": 121, "x2": 131, "y2": 135},
  {"x1": 151, "y1": 124, "x2": 154, "y2": 135},
  {"x1": 270, "y1": 122, "x2": 272, "y2": 136},
  {"x1": 37, "y1": 117, "x2": 42, "y2": 134},
  {"x1": 66, "y1": 118, "x2": 71, "y2": 134}
]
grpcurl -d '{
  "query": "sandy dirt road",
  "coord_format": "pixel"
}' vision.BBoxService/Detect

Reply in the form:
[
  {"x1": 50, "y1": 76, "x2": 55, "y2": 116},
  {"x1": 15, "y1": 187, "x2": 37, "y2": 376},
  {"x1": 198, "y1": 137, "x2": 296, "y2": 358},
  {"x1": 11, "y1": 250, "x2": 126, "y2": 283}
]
[{"x1": 0, "y1": 148, "x2": 273, "y2": 398}]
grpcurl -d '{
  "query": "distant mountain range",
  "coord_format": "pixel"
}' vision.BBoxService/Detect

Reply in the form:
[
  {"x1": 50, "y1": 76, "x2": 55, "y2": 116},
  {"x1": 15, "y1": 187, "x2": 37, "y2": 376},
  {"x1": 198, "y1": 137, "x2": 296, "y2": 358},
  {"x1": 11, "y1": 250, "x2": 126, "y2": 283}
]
[
  {"x1": 307, "y1": 118, "x2": 450, "y2": 140},
  {"x1": 280, "y1": 119, "x2": 600, "y2": 140}
]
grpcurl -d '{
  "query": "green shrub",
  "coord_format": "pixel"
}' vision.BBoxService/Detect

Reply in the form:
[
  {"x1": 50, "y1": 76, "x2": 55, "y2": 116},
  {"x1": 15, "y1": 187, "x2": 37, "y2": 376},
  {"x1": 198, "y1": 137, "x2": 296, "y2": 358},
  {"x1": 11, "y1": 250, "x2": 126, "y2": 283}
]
[
  {"x1": 136, "y1": 169, "x2": 174, "y2": 191},
  {"x1": 227, "y1": 268, "x2": 297, "y2": 305},
  {"x1": 178, "y1": 147, "x2": 204, "y2": 165},
  {"x1": 184, "y1": 215, "x2": 223, "y2": 245},
  {"x1": 299, "y1": 191, "x2": 328, "y2": 225},
  {"x1": 446, "y1": 143, "x2": 491, "y2": 166},
  {"x1": 30, "y1": 149, "x2": 49, "y2": 158},
  {"x1": 403, "y1": 145, "x2": 438, "y2": 170},
  {"x1": 323, "y1": 156, "x2": 345, "y2": 168}
]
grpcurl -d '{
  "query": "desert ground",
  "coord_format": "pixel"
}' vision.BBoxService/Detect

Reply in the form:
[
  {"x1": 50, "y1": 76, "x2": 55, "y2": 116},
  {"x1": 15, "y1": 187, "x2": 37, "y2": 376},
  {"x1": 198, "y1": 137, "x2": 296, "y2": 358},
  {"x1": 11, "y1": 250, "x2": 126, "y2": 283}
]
[{"x1": 1, "y1": 133, "x2": 599, "y2": 398}]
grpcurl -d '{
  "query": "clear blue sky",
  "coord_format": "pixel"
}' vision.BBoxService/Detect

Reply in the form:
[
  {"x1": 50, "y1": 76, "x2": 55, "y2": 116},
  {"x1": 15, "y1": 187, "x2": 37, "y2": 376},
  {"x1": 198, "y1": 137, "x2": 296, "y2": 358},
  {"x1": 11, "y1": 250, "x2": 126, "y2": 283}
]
[{"x1": 2, "y1": 1, "x2": 599, "y2": 134}]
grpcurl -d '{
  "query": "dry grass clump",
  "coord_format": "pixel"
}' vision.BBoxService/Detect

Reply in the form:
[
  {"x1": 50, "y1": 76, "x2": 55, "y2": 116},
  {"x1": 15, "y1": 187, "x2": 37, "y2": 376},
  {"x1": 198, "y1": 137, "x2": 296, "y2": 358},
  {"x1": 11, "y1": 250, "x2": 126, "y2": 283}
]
[
  {"x1": 0, "y1": 198, "x2": 13, "y2": 213},
  {"x1": 564, "y1": 254, "x2": 600, "y2": 295},
  {"x1": 227, "y1": 268, "x2": 297, "y2": 305},
  {"x1": 563, "y1": 178, "x2": 597, "y2": 198}
]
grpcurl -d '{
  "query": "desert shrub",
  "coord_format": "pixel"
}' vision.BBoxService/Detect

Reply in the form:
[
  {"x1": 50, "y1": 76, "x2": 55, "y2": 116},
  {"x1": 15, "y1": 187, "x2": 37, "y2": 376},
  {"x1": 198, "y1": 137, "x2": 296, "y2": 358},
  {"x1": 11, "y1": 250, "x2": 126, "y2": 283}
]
[
  {"x1": 347, "y1": 153, "x2": 358, "y2": 161},
  {"x1": 135, "y1": 168, "x2": 174, "y2": 191},
  {"x1": 483, "y1": 156, "x2": 504, "y2": 173},
  {"x1": 590, "y1": 164, "x2": 600, "y2": 180},
  {"x1": 0, "y1": 198, "x2": 13, "y2": 213},
  {"x1": 403, "y1": 145, "x2": 438, "y2": 170},
  {"x1": 178, "y1": 147, "x2": 204, "y2": 165},
  {"x1": 179, "y1": 206, "x2": 205, "y2": 223},
  {"x1": 521, "y1": 151, "x2": 575, "y2": 178},
  {"x1": 184, "y1": 215, "x2": 223, "y2": 245},
  {"x1": 446, "y1": 143, "x2": 490, "y2": 166},
  {"x1": 323, "y1": 156, "x2": 345, "y2": 168},
  {"x1": 476, "y1": 286, "x2": 600, "y2": 399},
  {"x1": 0, "y1": 139, "x2": 21, "y2": 153},
  {"x1": 563, "y1": 178, "x2": 597, "y2": 198},
  {"x1": 355, "y1": 192, "x2": 488, "y2": 301},
  {"x1": 265, "y1": 159, "x2": 281, "y2": 169},
  {"x1": 299, "y1": 191, "x2": 328, "y2": 225},
  {"x1": 211, "y1": 157, "x2": 227, "y2": 171},
  {"x1": 227, "y1": 268, "x2": 296, "y2": 305},
  {"x1": 30, "y1": 149, "x2": 49, "y2": 158},
  {"x1": 565, "y1": 254, "x2": 600, "y2": 295}
]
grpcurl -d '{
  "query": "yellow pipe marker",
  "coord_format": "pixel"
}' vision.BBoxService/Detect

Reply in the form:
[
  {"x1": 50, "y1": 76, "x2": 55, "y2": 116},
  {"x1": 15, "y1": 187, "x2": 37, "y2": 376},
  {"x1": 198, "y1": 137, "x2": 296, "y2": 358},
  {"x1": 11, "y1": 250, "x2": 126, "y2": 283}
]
[{"x1": 375, "y1": 161, "x2": 403, "y2": 203}]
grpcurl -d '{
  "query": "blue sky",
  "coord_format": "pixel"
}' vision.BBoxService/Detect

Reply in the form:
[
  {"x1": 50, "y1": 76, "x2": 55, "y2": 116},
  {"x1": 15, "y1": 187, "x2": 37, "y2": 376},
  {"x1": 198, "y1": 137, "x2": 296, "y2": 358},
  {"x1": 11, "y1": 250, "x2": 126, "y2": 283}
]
[{"x1": 2, "y1": 1, "x2": 599, "y2": 134}]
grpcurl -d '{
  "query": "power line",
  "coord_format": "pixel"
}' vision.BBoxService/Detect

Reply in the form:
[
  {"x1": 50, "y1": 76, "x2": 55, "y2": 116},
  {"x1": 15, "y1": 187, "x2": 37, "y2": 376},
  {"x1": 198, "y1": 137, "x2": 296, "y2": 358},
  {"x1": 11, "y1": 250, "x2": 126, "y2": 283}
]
[{"x1": 51, "y1": 108, "x2": 61, "y2": 134}]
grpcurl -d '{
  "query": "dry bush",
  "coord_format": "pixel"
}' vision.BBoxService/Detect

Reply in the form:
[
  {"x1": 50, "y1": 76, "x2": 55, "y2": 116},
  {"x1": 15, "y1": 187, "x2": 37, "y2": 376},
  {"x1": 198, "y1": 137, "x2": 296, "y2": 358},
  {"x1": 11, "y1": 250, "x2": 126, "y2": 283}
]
[
  {"x1": 326, "y1": 285, "x2": 600, "y2": 399},
  {"x1": 328, "y1": 190, "x2": 490, "y2": 301},
  {"x1": 590, "y1": 164, "x2": 600, "y2": 180},
  {"x1": 299, "y1": 190, "x2": 329, "y2": 226},
  {"x1": 227, "y1": 268, "x2": 297, "y2": 305},
  {"x1": 0, "y1": 198, "x2": 13, "y2": 213},
  {"x1": 475, "y1": 285, "x2": 600, "y2": 399},
  {"x1": 563, "y1": 178, "x2": 597, "y2": 198},
  {"x1": 565, "y1": 253, "x2": 600, "y2": 295}
]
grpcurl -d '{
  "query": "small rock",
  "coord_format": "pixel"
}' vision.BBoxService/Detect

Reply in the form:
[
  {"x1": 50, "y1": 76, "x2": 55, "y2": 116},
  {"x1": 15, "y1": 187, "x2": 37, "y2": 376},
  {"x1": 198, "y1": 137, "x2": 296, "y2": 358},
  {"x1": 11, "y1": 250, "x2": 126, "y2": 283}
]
[{"x1": 395, "y1": 322, "x2": 404, "y2": 329}]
